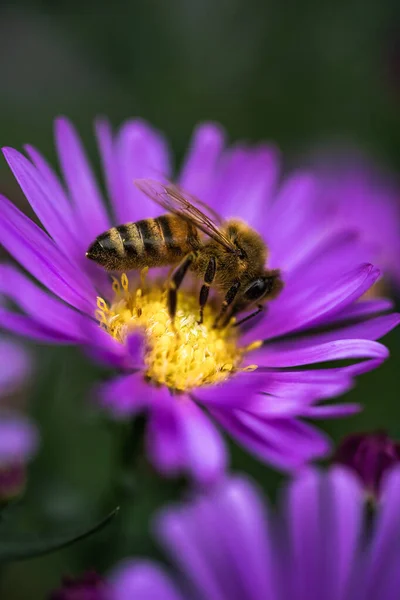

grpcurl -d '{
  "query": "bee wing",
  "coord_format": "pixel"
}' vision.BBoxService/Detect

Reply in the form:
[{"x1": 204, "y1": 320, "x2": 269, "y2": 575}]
[{"x1": 135, "y1": 178, "x2": 236, "y2": 252}]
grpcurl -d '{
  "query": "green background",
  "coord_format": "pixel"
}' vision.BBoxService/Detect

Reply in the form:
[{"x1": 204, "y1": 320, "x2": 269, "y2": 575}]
[{"x1": 0, "y1": 1, "x2": 399, "y2": 597}]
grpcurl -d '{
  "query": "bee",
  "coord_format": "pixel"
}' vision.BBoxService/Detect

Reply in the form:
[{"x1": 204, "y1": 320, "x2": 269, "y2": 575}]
[{"x1": 86, "y1": 179, "x2": 283, "y2": 327}]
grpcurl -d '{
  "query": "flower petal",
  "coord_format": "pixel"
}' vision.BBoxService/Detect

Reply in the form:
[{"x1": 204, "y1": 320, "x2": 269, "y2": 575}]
[
  {"x1": 208, "y1": 145, "x2": 279, "y2": 228},
  {"x1": 99, "y1": 371, "x2": 155, "y2": 419},
  {"x1": 262, "y1": 339, "x2": 388, "y2": 367},
  {"x1": 265, "y1": 172, "x2": 319, "y2": 267},
  {"x1": 2, "y1": 147, "x2": 80, "y2": 258},
  {"x1": 258, "y1": 263, "x2": 380, "y2": 340},
  {"x1": 148, "y1": 396, "x2": 227, "y2": 485},
  {"x1": 174, "y1": 400, "x2": 227, "y2": 485},
  {"x1": 317, "y1": 297, "x2": 394, "y2": 327},
  {"x1": 360, "y1": 467, "x2": 400, "y2": 599},
  {"x1": 156, "y1": 477, "x2": 275, "y2": 600},
  {"x1": 178, "y1": 123, "x2": 225, "y2": 200},
  {"x1": 283, "y1": 468, "x2": 363, "y2": 600},
  {"x1": 222, "y1": 147, "x2": 280, "y2": 231},
  {"x1": 301, "y1": 403, "x2": 361, "y2": 418},
  {"x1": 211, "y1": 409, "x2": 330, "y2": 471},
  {"x1": 0, "y1": 194, "x2": 95, "y2": 313},
  {"x1": 95, "y1": 118, "x2": 120, "y2": 216},
  {"x1": 146, "y1": 396, "x2": 186, "y2": 477},
  {"x1": 55, "y1": 117, "x2": 110, "y2": 245},
  {"x1": 0, "y1": 265, "x2": 92, "y2": 342},
  {"x1": 110, "y1": 560, "x2": 184, "y2": 600},
  {"x1": 0, "y1": 308, "x2": 72, "y2": 343},
  {"x1": 112, "y1": 119, "x2": 171, "y2": 223}
]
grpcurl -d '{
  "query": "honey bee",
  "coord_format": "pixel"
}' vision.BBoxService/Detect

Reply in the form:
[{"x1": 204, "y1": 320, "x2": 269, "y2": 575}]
[{"x1": 86, "y1": 179, "x2": 283, "y2": 327}]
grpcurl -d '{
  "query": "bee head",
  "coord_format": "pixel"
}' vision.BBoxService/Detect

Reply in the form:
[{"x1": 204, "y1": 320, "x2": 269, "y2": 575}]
[{"x1": 242, "y1": 270, "x2": 283, "y2": 305}]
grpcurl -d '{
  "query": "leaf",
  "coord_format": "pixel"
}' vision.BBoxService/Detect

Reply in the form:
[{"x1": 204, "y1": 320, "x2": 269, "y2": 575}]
[{"x1": 0, "y1": 506, "x2": 119, "y2": 562}]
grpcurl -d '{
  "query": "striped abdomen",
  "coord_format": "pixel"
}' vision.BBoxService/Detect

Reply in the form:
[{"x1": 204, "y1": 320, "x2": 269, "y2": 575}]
[{"x1": 86, "y1": 214, "x2": 200, "y2": 271}]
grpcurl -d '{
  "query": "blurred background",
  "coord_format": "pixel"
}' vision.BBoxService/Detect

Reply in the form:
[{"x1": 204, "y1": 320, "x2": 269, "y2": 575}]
[{"x1": 0, "y1": 1, "x2": 399, "y2": 597}]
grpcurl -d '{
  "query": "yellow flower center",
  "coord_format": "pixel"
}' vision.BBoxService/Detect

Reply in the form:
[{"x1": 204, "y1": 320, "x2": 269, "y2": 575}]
[{"x1": 95, "y1": 273, "x2": 261, "y2": 392}]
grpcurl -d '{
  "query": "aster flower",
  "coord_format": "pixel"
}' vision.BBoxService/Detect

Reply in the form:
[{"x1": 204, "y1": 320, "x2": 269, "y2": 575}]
[
  {"x1": 334, "y1": 431, "x2": 400, "y2": 500},
  {"x1": 110, "y1": 466, "x2": 400, "y2": 600},
  {"x1": 0, "y1": 339, "x2": 38, "y2": 499},
  {"x1": 0, "y1": 118, "x2": 398, "y2": 483}
]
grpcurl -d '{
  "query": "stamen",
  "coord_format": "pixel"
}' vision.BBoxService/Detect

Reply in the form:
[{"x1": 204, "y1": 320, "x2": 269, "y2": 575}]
[
  {"x1": 121, "y1": 273, "x2": 129, "y2": 292},
  {"x1": 95, "y1": 274, "x2": 259, "y2": 392},
  {"x1": 244, "y1": 340, "x2": 263, "y2": 353}
]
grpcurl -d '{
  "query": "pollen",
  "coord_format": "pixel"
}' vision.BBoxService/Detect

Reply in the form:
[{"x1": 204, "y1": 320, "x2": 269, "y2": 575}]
[{"x1": 95, "y1": 274, "x2": 258, "y2": 392}]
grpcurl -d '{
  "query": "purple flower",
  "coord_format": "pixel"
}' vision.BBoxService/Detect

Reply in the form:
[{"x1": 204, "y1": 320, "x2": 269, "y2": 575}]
[
  {"x1": 50, "y1": 571, "x2": 108, "y2": 600},
  {"x1": 333, "y1": 431, "x2": 400, "y2": 499},
  {"x1": 110, "y1": 467, "x2": 400, "y2": 600},
  {"x1": 0, "y1": 118, "x2": 398, "y2": 483},
  {"x1": 0, "y1": 339, "x2": 38, "y2": 498}
]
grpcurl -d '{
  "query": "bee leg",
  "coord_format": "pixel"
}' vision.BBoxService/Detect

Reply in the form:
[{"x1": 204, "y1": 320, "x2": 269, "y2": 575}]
[
  {"x1": 213, "y1": 281, "x2": 241, "y2": 329},
  {"x1": 168, "y1": 253, "x2": 195, "y2": 320},
  {"x1": 233, "y1": 304, "x2": 264, "y2": 328},
  {"x1": 198, "y1": 256, "x2": 216, "y2": 324}
]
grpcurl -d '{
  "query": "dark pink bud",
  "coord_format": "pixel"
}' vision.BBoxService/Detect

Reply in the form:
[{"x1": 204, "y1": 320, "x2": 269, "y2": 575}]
[
  {"x1": 49, "y1": 571, "x2": 108, "y2": 600},
  {"x1": 0, "y1": 462, "x2": 26, "y2": 501},
  {"x1": 333, "y1": 431, "x2": 400, "y2": 498}
]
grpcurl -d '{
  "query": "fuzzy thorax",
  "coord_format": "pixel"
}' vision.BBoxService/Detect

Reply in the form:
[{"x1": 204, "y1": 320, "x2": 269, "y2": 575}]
[{"x1": 95, "y1": 274, "x2": 260, "y2": 392}]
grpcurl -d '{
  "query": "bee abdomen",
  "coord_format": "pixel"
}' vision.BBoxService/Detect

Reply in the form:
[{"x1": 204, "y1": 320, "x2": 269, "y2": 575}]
[{"x1": 115, "y1": 215, "x2": 198, "y2": 268}]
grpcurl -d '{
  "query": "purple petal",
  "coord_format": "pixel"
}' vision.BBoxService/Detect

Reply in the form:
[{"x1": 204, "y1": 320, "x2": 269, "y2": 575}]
[
  {"x1": 208, "y1": 145, "x2": 279, "y2": 225},
  {"x1": 281, "y1": 469, "x2": 321, "y2": 599},
  {"x1": 95, "y1": 118, "x2": 120, "y2": 217},
  {"x1": 314, "y1": 313, "x2": 400, "y2": 344},
  {"x1": 314, "y1": 297, "x2": 395, "y2": 328},
  {"x1": 229, "y1": 147, "x2": 279, "y2": 230},
  {"x1": 0, "y1": 308, "x2": 72, "y2": 343},
  {"x1": 24, "y1": 143, "x2": 112, "y2": 289},
  {"x1": 322, "y1": 468, "x2": 364, "y2": 600},
  {"x1": 110, "y1": 119, "x2": 171, "y2": 223},
  {"x1": 146, "y1": 397, "x2": 186, "y2": 477},
  {"x1": 110, "y1": 560, "x2": 184, "y2": 600},
  {"x1": 156, "y1": 477, "x2": 275, "y2": 600},
  {"x1": 301, "y1": 403, "x2": 361, "y2": 418},
  {"x1": 99, "y1": 371, "x2": 155, "y2": 419},
  {"x1": 194, "y1": 372, "x2": 276, "y2": 409},
  {"x1": 283, "y1": 468, "x2": 363, "y2": 600},
  {"x1": 211, "y1": 409, "x2": 331, "y2": 471},
  {"x1": 0, "y1": 340, "x2": 30, "y2": 393},
  {"x1": 0, "y1": 414, "x2": 39, "y2": 464},
  {"x1": 24, "y1": 144, "x2": 72, "y2": 219},
  {"x1": 282, "y1": 228, "x2": 370, "y2": 286},
  {"x1": 195, "y1": 370, "x2": 352, "y2": 417},
  {"x1": 174, "y1": 400, "x2": 227, "y2": 485},
  {"x1": 2, "y1": 147, "x2": 81, "y2": 258},
  {"x1": 147, "y1": 396, "x2": 227, "y2": 485},
  {"x1": 361, "y1": 468, "x2": 400, "y2": 598},
  {"x1": 265, "y1": 172, "x2": 319, "y2": 266},
  {"x1": 155, "y1": 500, "x2": 234, "y2": 600},
  {"x1": 0, "y1": 265, "x2": 92, "y2": 342},
  {"x1": 55, "y1": 117, "x2": 110, "y2": 245},
  {"x1": 207, "y1": 478, "x2": 275, "y2": 599},
  {"x1": 258, "y1": 263, "x2": 380, "y2": 340},
  {"x1": 262, "y1": 339, "x2": 388, "y2": 367},
  {"x1": 0, "y1": 194, "x2": 95, "y2": 313},
  {"x1": 178, "y1": 123, "x2": 225, "y2": 200},
  {"x1": 83, "y1": 325, "x2": 134, "y2": 370}
]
